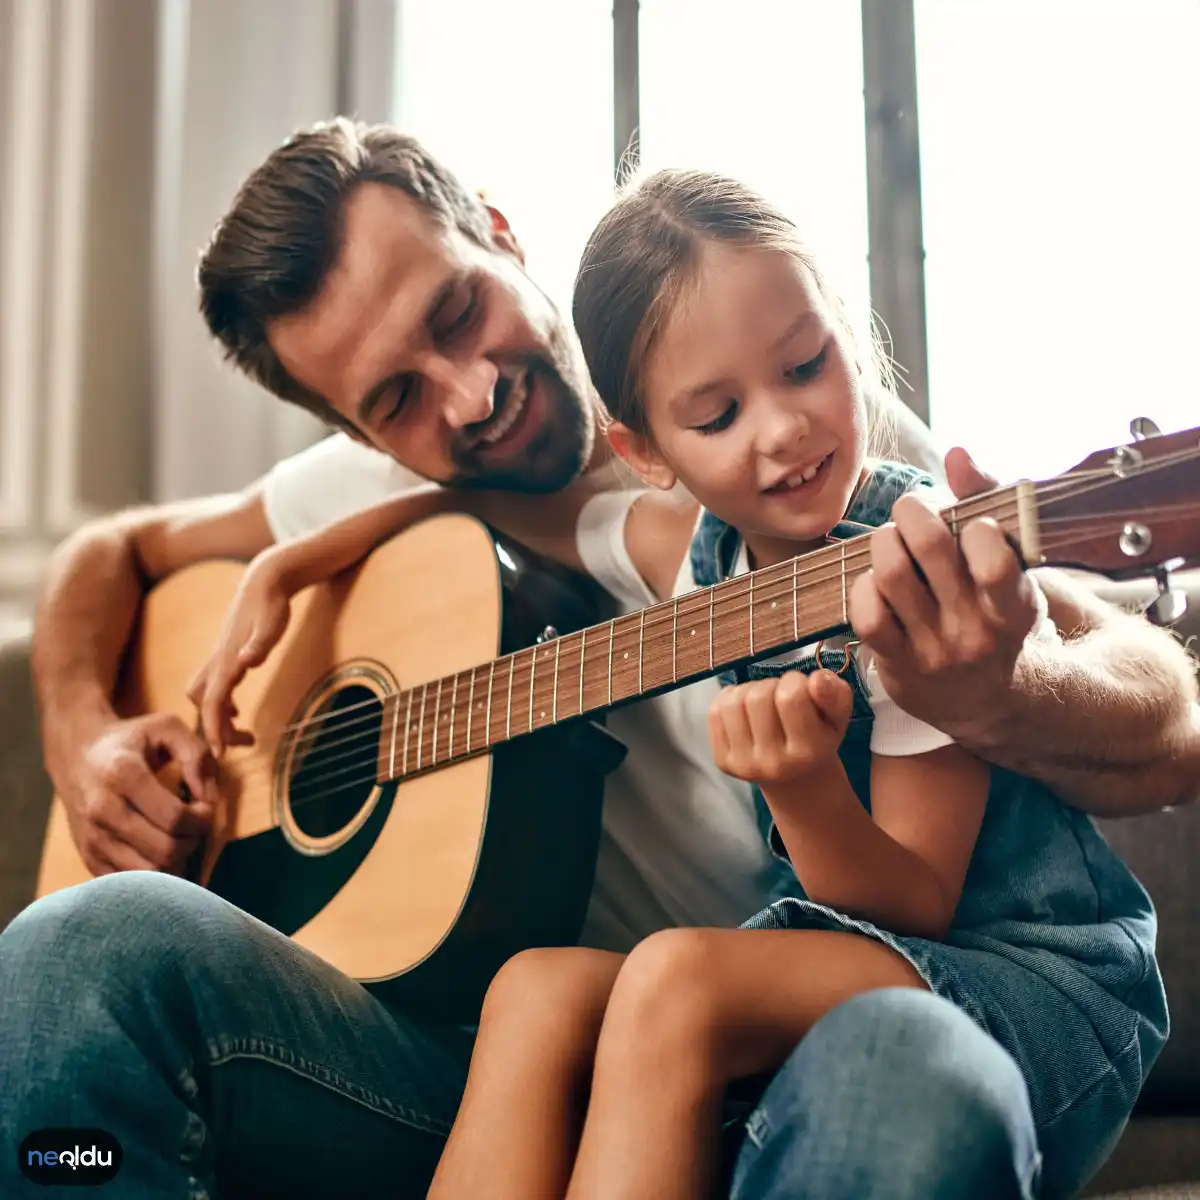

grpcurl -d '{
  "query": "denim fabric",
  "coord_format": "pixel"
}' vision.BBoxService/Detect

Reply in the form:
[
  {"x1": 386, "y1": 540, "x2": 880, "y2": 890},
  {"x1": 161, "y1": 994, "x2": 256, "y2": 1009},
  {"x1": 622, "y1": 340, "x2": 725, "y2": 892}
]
[
  {"x1": 0, "y1": 877, "x2": 1043, "y2": 1199},
  {"x1": 729, "y1": 989, "x2": 1043, "y2": 1199},
  {"x1": 0, "y1": 873, "x2": 471, "y2": 1199},
  {"x1": 690, "y1": 461, "x2": 1169, "y2": 1199}
]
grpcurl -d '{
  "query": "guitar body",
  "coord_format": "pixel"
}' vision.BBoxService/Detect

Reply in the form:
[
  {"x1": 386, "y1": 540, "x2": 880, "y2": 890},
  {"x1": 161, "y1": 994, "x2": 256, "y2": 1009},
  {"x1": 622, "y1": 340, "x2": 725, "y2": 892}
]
[{"x1": 36, "y1": 514, "x2": 620, "y2": 1022}]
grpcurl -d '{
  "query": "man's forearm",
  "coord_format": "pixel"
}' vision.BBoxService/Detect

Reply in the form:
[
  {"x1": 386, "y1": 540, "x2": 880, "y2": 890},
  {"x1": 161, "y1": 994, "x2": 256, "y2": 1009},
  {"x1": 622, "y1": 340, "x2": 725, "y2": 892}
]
[
  {"x1": 32, "y1": 522, "x2": 146, "y2": 781},
  {"x1": 33, "y1": 491, "x2": 275, "y2": 783},
  {"x1": 959, "y1": 575, "x2": 1200, "y2": 816}
]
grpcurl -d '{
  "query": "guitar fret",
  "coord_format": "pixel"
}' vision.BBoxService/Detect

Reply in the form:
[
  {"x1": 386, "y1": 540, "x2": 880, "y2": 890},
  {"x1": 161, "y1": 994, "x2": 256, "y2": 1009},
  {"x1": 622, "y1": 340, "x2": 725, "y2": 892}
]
[
  {"x1": 578, "y1": 628, "x2": 586, "y2": 714},
  {"x1": 708, "y1": 586, "x2": 714, "y2": 669},
  {"x1": 552, "y1": 639, "x2": 560, "y2": 722},
  {"x1": 607, "y1": 618, "x2": 615, "y2": 705},
  {"x1": 417, "y1": 684, "x2": 428, "y2": 769},
  {"x1": 432, "y1": 678, "x2": 442, "y2": 763},
  {"x1": 793, "y1": 557, "x2": 799, "y2": 640},
  {"x1": 467, "y1": 667, "x2": 475, "y2": 754},
  {"x1": 506, "y1": 654, "x2": 514, "y2": 740},
  {"x1": 749, "y1": 572, "x2": 755, "y2": 654},
  {"x1": 403, "y1": 688, "x2": 413, "y2": 775},
  {"x1": 840, "y1": 542, "x2": 848, "y2": 624},
  {"x1": 388, "y1": 693, "x2": 399, "y2": 779},
  {"x1": 449, "y1": 674, "x2": 458, "y2": 759},
  {"x1": 633, "y1": 609, "x2": 643, "y2": 696},
  {"x1": 486, "y1": 661, "x2": 495, "y2": 747},
  {"x1": 528, "y1": 646, "x2": 536, "y2": 732},
  {"x1": 672, "y1": 597, "x2": 678, "y2": 682}
]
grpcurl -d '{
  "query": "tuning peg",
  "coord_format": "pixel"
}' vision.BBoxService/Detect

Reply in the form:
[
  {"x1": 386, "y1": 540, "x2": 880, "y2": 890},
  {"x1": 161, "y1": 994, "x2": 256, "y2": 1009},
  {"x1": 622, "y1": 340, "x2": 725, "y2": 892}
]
[
  {"x1": 1130, "y1": 417, "x2": 1162, "y2": 442},
  {"x1": 1145, "y1": 561, "x2": 1189, "y2": 627}
]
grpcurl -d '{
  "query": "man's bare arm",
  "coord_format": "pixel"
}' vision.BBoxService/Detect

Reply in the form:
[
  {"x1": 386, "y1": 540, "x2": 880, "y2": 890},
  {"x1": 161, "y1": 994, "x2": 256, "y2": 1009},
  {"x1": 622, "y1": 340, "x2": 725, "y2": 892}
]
[
  {"x1": 33, "y1": 489, "x2": 275, "y2": 876},
  {"x1": 970, "y1": 568, "x2": 1200, "y2": 817},
  {"x1": 852, "y1": 447, "x2": 1200, "y2": 819}
]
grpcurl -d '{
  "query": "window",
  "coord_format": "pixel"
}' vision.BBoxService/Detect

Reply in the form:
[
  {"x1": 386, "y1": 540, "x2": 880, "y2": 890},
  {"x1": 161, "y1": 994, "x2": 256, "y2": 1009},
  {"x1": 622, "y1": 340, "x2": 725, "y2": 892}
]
[
  {"x1": 394, "y1": 0, "x2": 614, "y2": 316},
  {"x1": 915, "y1": 0, "x2": 1200, "y2": 481},
  {"x1": 639, "y1": 0, "x2": 872, "y2": 335}
]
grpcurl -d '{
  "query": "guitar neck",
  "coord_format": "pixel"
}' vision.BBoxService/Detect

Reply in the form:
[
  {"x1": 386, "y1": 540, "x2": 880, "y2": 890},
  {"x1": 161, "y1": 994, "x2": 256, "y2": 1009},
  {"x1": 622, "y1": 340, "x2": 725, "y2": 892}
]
[{"x1": 373, "y1": 481, "x2": 1037, "y2": 783}]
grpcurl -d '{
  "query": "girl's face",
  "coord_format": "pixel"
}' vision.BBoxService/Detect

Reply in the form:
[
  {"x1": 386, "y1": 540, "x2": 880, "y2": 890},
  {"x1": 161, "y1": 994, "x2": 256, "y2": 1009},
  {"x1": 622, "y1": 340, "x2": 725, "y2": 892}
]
[{"x1": 624, "y1": 243, "x2": 869, "y2": 567}]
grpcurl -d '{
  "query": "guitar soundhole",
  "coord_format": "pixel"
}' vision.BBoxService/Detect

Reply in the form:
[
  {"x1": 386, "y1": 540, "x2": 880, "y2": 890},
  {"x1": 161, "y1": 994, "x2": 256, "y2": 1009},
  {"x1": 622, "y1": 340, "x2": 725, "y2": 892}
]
[{"x1": 287, "y1": 683, "x2": 384, "y2": 839}]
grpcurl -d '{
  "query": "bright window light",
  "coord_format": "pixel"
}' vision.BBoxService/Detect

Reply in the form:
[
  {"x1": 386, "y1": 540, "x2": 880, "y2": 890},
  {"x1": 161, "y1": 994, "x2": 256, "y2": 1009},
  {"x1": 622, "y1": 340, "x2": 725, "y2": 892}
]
[
  {"x1": 394, "y1": 0, "x2": 614, "y2": 317},
  {"x1": 915, "y1": 0, "x2": 1200, "y2": 481},
  {"x1": 639, "y1": 1, "x2": 872, "y2": 337}
]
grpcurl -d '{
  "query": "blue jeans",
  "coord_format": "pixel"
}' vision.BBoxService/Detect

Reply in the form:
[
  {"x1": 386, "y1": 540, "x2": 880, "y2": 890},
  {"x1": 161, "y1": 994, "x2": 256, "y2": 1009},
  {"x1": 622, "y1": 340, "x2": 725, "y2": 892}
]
[{"x1": 1, "y1": 874, "x2": 1042, "y2": 1198}]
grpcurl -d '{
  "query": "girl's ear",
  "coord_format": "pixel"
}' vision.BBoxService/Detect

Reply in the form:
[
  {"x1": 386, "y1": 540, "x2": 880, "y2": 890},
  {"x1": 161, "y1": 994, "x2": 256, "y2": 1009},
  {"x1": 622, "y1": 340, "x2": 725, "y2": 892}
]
[{"x1": 607, "y1": 421, "x2": 676, "y2": 491}]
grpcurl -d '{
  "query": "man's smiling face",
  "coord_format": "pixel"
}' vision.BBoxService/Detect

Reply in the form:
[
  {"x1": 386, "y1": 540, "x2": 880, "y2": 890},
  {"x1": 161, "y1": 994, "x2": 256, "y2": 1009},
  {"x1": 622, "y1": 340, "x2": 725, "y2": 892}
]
[{"x1": 267, "y1": 182, "x2": 597, "y2": 493}]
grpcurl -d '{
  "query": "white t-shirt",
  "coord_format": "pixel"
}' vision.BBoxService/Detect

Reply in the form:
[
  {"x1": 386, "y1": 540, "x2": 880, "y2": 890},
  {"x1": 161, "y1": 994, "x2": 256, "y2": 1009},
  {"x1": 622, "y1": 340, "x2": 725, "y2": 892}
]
[
  {"x1": 263, "y1": 434, "x2": 430, "y2": 541},
  {"x1": 262, "y1": 434, "x2": 779, "y2": 950}
]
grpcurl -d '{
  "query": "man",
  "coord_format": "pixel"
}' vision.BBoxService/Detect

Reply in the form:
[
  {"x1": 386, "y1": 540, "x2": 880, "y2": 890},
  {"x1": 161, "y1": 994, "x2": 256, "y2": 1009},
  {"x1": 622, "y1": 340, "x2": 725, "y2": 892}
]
[{"x1": 2, "y1": 120, "x2": 1197, "y2": 1198}]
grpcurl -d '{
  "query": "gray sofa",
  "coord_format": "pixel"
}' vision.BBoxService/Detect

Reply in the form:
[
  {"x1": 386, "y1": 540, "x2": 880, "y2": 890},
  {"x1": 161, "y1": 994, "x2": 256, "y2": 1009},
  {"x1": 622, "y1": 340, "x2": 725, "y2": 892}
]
[{"x1": 1, "y1": 572, "x2": 1198, "y2": 1198}]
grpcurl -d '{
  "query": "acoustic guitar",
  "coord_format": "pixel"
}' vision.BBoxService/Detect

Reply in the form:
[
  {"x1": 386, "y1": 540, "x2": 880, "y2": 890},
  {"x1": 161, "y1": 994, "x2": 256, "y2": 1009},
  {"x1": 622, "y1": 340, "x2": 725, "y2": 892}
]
[{"x1": 35, "y1": 421, "x2": 1200, "y2": 1021}]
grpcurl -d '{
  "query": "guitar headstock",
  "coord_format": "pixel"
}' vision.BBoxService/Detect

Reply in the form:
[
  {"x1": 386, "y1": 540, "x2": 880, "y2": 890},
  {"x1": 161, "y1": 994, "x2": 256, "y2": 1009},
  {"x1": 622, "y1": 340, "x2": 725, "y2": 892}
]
[{"x1": 1031, "y1": 420, "x2": 1200, "y2": 581}]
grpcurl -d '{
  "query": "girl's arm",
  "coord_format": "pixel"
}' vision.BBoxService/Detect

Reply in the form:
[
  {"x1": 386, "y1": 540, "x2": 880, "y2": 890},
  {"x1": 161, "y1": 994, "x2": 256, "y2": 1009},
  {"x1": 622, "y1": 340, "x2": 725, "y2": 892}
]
[
  {"x1": 709, "y1": 670, "x2": 989, "y2": 941},
  {"x1": 769, "y1": 743, "x2": 988, "y2": 941},
  {"x1": 187, "y1": 479, "x2": 604, "y2": 753},
  {"x1": 621, "y1": 491, "x2": 701, "y2": 603}
]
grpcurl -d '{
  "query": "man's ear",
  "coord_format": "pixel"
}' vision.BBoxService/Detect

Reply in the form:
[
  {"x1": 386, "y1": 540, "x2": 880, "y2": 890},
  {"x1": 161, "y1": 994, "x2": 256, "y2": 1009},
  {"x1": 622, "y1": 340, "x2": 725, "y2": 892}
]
[
  {"x1": 607, "y1": 421, "x2": 676, "y2": 491},
  {"x1": 484, "y1": 202, "x2": 525, "y2": 265}
]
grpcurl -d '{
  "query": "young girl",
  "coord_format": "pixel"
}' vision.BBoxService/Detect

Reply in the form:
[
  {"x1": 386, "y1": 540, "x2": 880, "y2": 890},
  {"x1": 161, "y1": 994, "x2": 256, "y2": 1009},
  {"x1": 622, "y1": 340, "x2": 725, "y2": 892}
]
[{"x1": 189, "y1": 169, "x2": 1166, "y2": 1199}]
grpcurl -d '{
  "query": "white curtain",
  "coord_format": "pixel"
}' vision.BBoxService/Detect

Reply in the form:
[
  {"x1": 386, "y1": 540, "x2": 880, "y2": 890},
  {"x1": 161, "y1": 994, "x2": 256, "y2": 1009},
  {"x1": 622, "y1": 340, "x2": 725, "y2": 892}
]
[
  {"x1": 155, "y1": 0, "x2": 392, "y2": 502},
  {"x1": 0, "y1": 0, "x2": 395, "y2": 608}
]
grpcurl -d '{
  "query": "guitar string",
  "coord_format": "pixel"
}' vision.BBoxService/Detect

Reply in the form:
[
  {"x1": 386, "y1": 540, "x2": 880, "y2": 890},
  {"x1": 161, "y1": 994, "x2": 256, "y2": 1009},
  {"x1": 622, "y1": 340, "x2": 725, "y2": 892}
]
[
  {"x1": 227, "y1": 478, "x2": 1200, "y2": 796},
  {"x1": 231, "y1": 500, "x2": 1021, "y2": 771},
  {"x1": 251, "y1": 484, "x2": 1199, "y2": 781},
  {"x1": 242, "y1": 492, "x2": 1027, "y2": 752},
  {"x1": 246, "y1": 497, "x2": 1200, "y2": 810},
  {"x1": 214, "y1": 444, "x2": 1200, "y2": 753},
  {"x1": 234, "y1": 440, "x2": 1200, "y2": 749},
  {"x1": 206, "y1": 444, "x2": 1200, "y2": 806}
]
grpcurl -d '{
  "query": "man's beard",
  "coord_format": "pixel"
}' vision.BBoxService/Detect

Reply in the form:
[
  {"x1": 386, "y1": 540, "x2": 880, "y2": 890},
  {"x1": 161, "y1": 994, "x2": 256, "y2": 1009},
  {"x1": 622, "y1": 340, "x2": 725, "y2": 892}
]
[{"x1": 450, "y1": 359, "x2": 595, "y2": 495}]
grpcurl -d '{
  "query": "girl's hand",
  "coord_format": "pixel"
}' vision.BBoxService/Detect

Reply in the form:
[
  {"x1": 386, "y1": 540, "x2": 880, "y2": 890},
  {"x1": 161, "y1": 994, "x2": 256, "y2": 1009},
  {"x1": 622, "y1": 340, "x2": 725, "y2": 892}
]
[
  {"x1": 186, "y1": 550, "x2": 295, "y2": 757},
  {"x1": 708, "y1": 670, "x2": 855, "y2": 786}
]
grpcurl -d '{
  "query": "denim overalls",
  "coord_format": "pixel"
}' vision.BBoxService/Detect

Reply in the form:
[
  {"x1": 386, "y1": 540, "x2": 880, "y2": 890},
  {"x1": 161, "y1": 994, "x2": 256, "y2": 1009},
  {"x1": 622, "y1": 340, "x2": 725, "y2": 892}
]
[{"x1": 691, "y1": 462, "x2": 1168, "y2": 1198}]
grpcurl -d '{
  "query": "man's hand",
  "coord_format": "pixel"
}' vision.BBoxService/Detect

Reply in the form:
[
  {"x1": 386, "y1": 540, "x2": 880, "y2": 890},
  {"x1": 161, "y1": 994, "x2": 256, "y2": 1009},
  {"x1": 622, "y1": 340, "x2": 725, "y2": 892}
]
[
  {"x1": 708, "y1": 670, "x2": 855, "y2": 786},
  {"x1": 849, "y1": 447, "x2": 1038, "y2": 741},
  {"x1": 59, "y1": 714, "x2": 215, "y2": 877}
]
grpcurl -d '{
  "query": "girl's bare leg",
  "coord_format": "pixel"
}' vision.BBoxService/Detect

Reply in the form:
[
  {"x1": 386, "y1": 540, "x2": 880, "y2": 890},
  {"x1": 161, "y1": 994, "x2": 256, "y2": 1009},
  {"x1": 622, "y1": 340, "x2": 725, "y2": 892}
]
[
  {"x1": 564, "y1": 927, "x2": 927, "y2": 1200},
  {"x1": 426, "y1": 946, "x2": 624, "y2": 1200}
]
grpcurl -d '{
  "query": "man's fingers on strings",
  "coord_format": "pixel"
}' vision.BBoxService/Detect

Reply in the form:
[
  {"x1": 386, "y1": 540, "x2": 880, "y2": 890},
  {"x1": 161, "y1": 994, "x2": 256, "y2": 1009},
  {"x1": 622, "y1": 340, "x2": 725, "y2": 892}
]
[
  {"x1": 848, "y1": 569, "x2": 909, "y2": 663},
  {"x1": 960, "y1": 519, "x2": 1035, "y2": 633},
  {"x1": 891, "y1": 495, "x2": 974, "y2": 616},
  {"x1": 869, "y1": 524, "x2": 941, "y2": 656}
]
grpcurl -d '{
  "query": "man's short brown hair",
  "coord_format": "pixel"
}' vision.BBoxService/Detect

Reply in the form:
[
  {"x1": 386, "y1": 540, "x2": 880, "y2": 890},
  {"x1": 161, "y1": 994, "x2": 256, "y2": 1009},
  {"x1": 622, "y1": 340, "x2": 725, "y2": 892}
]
[{"x1": 197, "y1": 118, "x2": 493, "y2": 425}]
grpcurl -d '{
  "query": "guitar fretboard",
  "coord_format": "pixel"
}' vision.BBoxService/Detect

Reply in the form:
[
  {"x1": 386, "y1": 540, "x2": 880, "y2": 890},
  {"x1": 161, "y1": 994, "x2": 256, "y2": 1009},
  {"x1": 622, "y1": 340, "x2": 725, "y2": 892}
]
[{"x1": 375, "y1": 482, "x2": 1034, "y2": 783}]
